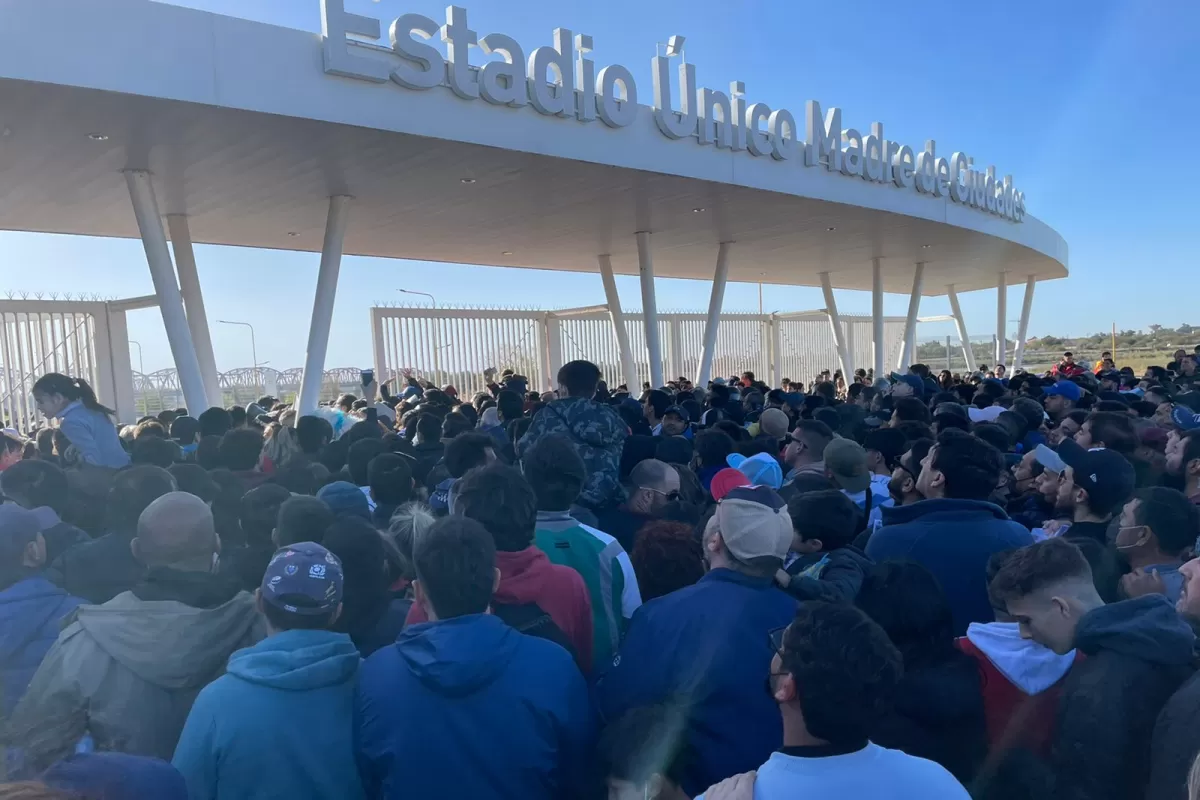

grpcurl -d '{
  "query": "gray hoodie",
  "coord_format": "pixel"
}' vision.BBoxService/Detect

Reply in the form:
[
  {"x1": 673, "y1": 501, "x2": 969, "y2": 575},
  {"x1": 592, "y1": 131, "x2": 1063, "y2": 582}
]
[{"x1": 4, "y1": 590, "x2": 262, "y2": 773}]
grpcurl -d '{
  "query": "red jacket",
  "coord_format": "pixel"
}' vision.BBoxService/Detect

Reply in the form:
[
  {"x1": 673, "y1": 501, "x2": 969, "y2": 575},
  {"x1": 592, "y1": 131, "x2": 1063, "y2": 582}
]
[
  {"x1": 956, "y1": 625, "x2": 1079, "y2": 756},
  {"x1": 406, "y1": 546, "x2": 594, "y2": 670}
]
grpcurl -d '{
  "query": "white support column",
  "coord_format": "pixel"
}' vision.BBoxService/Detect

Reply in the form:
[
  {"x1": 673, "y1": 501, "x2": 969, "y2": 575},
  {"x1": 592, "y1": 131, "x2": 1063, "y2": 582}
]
[
  {"x1": 295, "y1": 195, "x2": 351, "y2": 419},
  {"x1": 1014, "y1": 275, "x2": 1036, "y2": 370},
  {"x1": 770, "y1": 315, "x2": 783, "y2": 388},
  {"x1": 897, "y1": 262, "x2": 924, "y2": 371},
  {"x1": 597, "y1": 255, "x2": 638, "y2": 389},
  {"x1": 536, "y1": 313, "x2": 553, "y2": 392},
  {"x1": 166, "y1": 215, "x2": 222, "y2": 408},
  {"x1": 819, "y1": 272, "x2": 852, "y2": 380},
  {"x1": 123, "y1": 170, "x2": 209, "y2": 414},
  {"x1": 369, "y1": 307, "x2": 387, "y2": 388},
  {"x1": 946, "y1": 284, "x2": 977, "y2": 373},
  {"x1": 102, "y1": 305, "x2": 136, "y2": 423},
  {"x1": 696, "y1": 241, "x2": 732, "y2": 387},
  {"x1": 668, "y1": 319, "x2": 683, "y2": 383},
  {"x1": 636, "y1": 231, "x2": 665, "y2": 389},
  {"x1": 871, "y1": 257, "x2": 885, "y2": 380},
  {"x1": 996, "y1": 271, "x2": 1008, "y2": 367}
]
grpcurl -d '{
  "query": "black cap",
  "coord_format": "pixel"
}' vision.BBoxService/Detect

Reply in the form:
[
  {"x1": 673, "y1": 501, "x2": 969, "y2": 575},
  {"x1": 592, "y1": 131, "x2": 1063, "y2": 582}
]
[{"x1": 1058, "y1": 438, "x2": 1135, "y2": 507}]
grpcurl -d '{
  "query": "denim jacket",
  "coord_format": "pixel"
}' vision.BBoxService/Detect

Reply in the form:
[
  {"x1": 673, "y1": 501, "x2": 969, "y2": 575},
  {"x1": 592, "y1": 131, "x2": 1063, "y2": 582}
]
[{"x1": 56, "y1": 401, "x2": 130, "y2": 468}]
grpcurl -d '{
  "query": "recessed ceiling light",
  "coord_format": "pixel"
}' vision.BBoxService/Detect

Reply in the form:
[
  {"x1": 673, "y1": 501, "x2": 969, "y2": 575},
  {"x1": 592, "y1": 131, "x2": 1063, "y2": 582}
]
[
  {"x1": 501, "y1": 251, "x2": 513, "y2": 256},
  {"x1": 692, "y1": 207, "x2": 705, "y2": 213},
  {"x1": 287, "y1": 232, "x2": 299, "y2": 237},
  {"x1": 921, "y1": 244, "x2": 932, "y2": 249},
  {"x1": 826, "y1": 226, "x2": 836, "y2": 232},
  {"x1": 460, "y1": 177, "x2": 476, "y2": 184},
  {"x1": 87, "y1": 133, "x2": 109, "y2": 141}
]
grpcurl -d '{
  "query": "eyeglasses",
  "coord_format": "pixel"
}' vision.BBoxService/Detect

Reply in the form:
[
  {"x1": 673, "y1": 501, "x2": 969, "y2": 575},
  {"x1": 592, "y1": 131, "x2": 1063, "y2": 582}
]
[
  {"x1": 647, "y1": 487, "x2": 681, "y2": 502},
  {"x1": 767, "y1": 625, "x2": 788, "y2": 655}
]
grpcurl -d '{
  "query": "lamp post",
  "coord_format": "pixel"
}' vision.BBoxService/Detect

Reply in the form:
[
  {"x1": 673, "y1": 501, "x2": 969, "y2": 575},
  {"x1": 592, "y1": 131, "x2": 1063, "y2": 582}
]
[
  {"x1": 397, "y1": 289, "x2": 441, "y2": 384},
  {"x1": 218, "y1": 320, "x2": 259, "y2": 396}
]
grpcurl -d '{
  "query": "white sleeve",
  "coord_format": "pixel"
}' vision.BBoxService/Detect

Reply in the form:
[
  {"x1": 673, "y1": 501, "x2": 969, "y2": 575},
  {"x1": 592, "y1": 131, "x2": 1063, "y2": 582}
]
[{"x1": 616, "y1": 550, "x2": 642, "y2": 619}]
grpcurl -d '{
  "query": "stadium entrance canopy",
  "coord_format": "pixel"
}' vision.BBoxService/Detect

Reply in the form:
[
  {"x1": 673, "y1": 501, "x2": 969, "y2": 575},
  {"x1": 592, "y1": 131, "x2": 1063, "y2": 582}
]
[{"x1": 0, "y1": 0, "x2": 1068, "y2": 414}]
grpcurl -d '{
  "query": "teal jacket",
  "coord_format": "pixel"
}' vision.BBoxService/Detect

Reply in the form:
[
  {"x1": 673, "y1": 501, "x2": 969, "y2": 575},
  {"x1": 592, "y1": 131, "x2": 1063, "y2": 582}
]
[{"x1": 172, "y1": 629, "x2": 364, "y2": 800}]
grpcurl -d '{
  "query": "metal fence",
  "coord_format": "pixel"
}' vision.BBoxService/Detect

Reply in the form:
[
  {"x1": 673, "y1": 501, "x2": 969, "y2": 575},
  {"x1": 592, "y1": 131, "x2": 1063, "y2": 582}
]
[{"x1": 371, "y1": 305, "x2": 906, "y2": 395}]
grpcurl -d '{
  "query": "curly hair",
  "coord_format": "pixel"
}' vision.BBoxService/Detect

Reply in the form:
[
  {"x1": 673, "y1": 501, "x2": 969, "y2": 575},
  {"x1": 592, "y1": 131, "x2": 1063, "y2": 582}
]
[{"x1": 630, "y1": 520, "x2": 705, "y2": 602}]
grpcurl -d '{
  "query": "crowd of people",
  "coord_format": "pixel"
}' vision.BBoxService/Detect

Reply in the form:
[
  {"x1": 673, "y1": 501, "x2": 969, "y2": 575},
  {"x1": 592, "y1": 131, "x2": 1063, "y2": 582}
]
[{"x1": 2, "y1": 344, "x2": 1200, "y2": 799}]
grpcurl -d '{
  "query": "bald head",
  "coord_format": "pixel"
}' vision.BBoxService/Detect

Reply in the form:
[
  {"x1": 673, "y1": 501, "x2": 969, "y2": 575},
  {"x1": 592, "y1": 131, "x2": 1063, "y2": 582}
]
[
  {"x1": 134, "y1": 491, "x2": 219, "y2": 571},
  {"x1": 630, "y1": 459, "x2": 679, "y2": 492}
]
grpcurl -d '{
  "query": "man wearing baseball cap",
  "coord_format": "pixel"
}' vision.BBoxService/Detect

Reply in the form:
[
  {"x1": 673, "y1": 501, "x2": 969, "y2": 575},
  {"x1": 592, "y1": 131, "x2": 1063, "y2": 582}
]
[
  {"x1": 173, "y1": 542, "x2": 363, "y2": 800},
  {"x1": 1054, "y1": 438, "x2": 1137, "y2": 545},
  {"x1": 598, "y1": 486, "x2": 796, "y2": 796},
  {"x1": 824, "y1": 438, "x2": 893, "y2": 531},
  {"x1": 1044, "y1": 380, "x2": 1082, "y2": 421}
]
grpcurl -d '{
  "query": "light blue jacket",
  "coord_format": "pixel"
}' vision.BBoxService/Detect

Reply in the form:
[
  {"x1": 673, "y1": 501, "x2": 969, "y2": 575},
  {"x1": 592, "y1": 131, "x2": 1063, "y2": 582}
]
[
  {"x1": 172, "y1": 629, "x2": 364, "y2": 800},
  {"x1": 56, "y1": 401, "x2": 129, "y2": 468}
]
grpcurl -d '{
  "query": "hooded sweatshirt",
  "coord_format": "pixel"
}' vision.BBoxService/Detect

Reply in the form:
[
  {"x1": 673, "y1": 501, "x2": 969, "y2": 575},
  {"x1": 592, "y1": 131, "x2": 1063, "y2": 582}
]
[
  {"x1": 956, "y1": 622, "x2": 1077, "y2": 755},
  {"x1": 354, "y1": 613, "x2": 594, "y2": 800},
  {"x1": 869, "y1": 498, "x2": 1033, "y2": 635},
  {"x1": 1051, "y1": 596, "x2": 1196, "y2": 800},
  {"x1": 518, "y1": 396, "x2": 628, "y2": 508},
  {"x1": 172, "y1": 629, "x2": 364, "y2": 800},
  {"x1": 4, "y1": 584, "x2": 263, "y2": 773},
  {"x1": 405, "y1": 547, "x2": 593, "y2": 671}
]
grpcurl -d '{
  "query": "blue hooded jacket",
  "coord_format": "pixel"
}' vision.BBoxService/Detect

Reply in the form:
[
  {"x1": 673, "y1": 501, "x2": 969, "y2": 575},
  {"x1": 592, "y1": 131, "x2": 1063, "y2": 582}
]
[
  {"x1": 354, "y1": 613, "x2": 594, "y2": 800},
  {"x1": 595, "y1": 569, "x2": 798, "y2": 797},
  {"x1": 171, "y1": 629, "x2": 364, "y2": 800},
  {"x1": 869, "y1": 499, "x2": 1033, "y2": 635},
  {"x1": 0, "y1": 576, "x2": 84, "y2": 718}
]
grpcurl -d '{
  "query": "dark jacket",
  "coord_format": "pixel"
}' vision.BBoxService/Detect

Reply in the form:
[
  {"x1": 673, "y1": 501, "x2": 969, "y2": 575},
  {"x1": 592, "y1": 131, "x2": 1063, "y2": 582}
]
[
  {"x1": 1149, "y1": 668, "x2": 1200, "y2": 800},
  {"x1": 354, "y1": 614, "x2": 594, "y2": 800},
  {"x1": 595, "y1": 569, "x2": 798, "y2": 797},
  {"x1": 1051, "y1": 596, "x2": 1195, "y2": 800},
  {"x1": 868, "y1": 499, "x2": 1033, "y2": 635},
  {"x1": 782, "y1": 546, "x2": 873, "y2": 603},
  {"x1": 44, "y1": 529, "x2": 145, "y2": 605},
  {"x1": 592, "y1": 507, "x2": 656, "y2": 553},
  {"x1": 518, "y1": 397, "x2": 628, "y2": 509},
  {"x1": 409, "y1": 442, "x2": 445, "y2": 489},
  {"x1": 869, "y1": 652, "x2": 988, "y2": 785},
  {"x1": 347, "y1": 597, "x2": 411, "y2": 658}
]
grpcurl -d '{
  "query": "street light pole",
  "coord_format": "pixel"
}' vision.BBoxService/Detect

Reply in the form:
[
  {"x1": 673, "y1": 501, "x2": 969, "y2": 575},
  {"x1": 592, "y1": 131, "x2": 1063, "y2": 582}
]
[
  {"x1": 219, "y1": 320, "x2": 258, "y2": 397},
  {"x1": 397, "y1": 289, "x2": 440, "y2": 385}
]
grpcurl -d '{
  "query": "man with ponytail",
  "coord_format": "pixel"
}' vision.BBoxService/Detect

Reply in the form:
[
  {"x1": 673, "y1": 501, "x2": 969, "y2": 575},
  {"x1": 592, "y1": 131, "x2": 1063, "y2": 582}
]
[{"x1": 32, "y1": 374, "x2": 129, "y2": 469}]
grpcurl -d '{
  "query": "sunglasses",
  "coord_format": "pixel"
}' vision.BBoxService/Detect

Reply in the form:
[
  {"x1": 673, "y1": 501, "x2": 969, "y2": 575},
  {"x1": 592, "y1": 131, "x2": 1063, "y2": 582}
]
[{"x1": 648, "y1": 487, "x2": 681, "y2": 502}]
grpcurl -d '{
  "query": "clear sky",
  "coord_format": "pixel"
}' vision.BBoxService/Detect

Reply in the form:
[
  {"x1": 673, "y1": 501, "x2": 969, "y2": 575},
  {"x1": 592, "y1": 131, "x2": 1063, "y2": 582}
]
[{"x1": 3, "y1": 0, "x2": 1196, "y2": 373}]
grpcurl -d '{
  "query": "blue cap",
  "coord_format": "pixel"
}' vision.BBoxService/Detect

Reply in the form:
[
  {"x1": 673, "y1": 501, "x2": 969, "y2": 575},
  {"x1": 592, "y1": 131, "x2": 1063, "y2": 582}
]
[
  {"x1": 316, "y1": 481, "x2": 371, "y2": 520},
  {"x1": 662, "y1": 405, "x2": 689, "y2": 422},
  {"x1": 261, "y1": 542, "x2": 344, "y2": 616},
  {"x1": 1172, "y1": 405, "x2": 1200, "y2": 432},
  {"x1": 0, "y1": 504, "x2": 41, "y2": 564},
  {"x1": 726, "y1": 452, "x2": 783, "y2": 490},
  {"x1": 1044, "y1": 380, "x2": 1082, "y2": 403}
]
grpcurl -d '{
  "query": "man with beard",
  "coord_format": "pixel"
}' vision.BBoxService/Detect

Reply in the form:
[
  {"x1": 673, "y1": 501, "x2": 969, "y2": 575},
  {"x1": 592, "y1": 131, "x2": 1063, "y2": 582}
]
[{"x1": 887, "y1": 439, "x2": 933, "y2": 507}]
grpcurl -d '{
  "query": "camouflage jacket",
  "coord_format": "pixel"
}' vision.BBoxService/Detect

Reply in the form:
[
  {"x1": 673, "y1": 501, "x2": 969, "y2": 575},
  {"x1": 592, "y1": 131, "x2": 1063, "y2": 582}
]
[{"x1": 518, "y1": 397, "x2": 628, "y2": 509}]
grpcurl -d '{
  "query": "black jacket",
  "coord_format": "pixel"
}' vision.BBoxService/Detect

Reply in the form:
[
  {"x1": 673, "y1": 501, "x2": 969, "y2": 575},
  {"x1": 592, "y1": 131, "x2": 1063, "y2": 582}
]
[
  {"x1": 409, "y1": 442, "x2": 445, "y2": 489},
  {"x1": 1148, "y1": 652, "x2": 1200, "y2": 800},
  {"x1": 1051, "y1": 596, "x2": 1196, "y2": 800},
  {"x1": 869, "y1": 651, "x2": 988, "y2": 786},
  {"x1": 44, "y1": 529, "x2": 144, "y2": 605},
  {"x1": 782, "y1": 546, "x2": 873, "y2": 603}
]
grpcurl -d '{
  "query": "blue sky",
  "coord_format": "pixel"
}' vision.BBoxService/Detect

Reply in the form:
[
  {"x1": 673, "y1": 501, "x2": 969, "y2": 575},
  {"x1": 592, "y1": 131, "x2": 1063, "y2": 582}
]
[{"x1": 4, "y1": 0, "x2": 1196, "y2": 372}]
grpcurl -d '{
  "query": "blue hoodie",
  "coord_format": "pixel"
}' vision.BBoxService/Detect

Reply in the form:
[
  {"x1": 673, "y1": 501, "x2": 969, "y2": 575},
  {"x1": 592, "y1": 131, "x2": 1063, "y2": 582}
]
[
  {"x1": 171, "y1": 629, "x2": 364, "y2": 800},
  {"x1": 354, "y1": 613, "x2": 594, "y2": 800},
  {"x1": 1, "y1": 576, "x2": 84, "y2": 777},
  {"x1": 868, "y1": 499, "x2": 1033, "y2": 635}
]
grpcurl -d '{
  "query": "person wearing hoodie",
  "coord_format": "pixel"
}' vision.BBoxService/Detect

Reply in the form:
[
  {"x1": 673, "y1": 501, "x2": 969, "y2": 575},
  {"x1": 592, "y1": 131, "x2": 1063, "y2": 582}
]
[
  {"x1": 42, "y1": 465, "x2": 177, "y2": 605},
  {"x1": 518, "y1": 360, "x2": 628, "y2": 511},
  {"x1": 776, "y1": 489, "x2": 872, "y2": 603},
  {"x1": 990, "y1": 538, "x2": 1196, "y2": 800},
  {"x1": 0, "y1": 505, "x2": 85, "y2": 779},
  {"x1": 955, "y1": 552, "x2": 1077, "y2": 760},
  {"x1": 405, "y1": 463, "x2": 594, "y2": 670},
  {"x1": 354, "y1": 515, "x2": 594, "y2": 799},
  {"x1": 172, "y1": 542, "x2": 363, "y2": 800},
  {"x1": 855, "y1": 561, "x2": 987, "y2": 786},
  {"x1": 5, "y1": 493, "x2": 262, "y2": 773},
  {"x1": 596, "y1": 486, "x2": 798, "y2": 797},
  {"x1": 408, "y1": 413, "x2": 446, "y2": 490},
  {"x1": 868, "y1": 430, "x2": 1033, "y2": 635}
]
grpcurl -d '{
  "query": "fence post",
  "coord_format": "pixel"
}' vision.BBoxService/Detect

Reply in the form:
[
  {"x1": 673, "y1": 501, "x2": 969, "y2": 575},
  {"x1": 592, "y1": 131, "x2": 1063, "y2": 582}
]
[
  {"x1": 370, "y1": 307, "x2": 387, "y2": 389},
  {"x1": 946, "y1": 336, "x2": 952, "y2": 371},
  {"x1": 770, "y1": 315, "x2": 782, "y2": 388},
  {"x1": 546, "y1": 314, "x2": 563, "y2": 391},
  {"x1": 668, "y1": 317, "x2": 683, "y2": 383}
]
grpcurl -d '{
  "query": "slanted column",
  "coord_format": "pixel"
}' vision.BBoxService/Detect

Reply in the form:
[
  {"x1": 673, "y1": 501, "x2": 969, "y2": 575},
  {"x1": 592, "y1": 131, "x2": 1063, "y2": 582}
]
[
  {"x1": 636, "y1": 231, "x2": 664, "y2": 388},
  {"x1": 166, "y1": 214, "x2": 222, "y2": 407},
  {"x1": 1014, "y1": 275, "x2": 1036, "y2": 370},
  {"x1": 947, "y1": 284, "x2": 977, "y2": 373},
  {"x1": 597, "y1": 255, "x2": 638, "y2": 389},
  {"x1": 295, "y1": 195, "x2": 352, "y2": 418},
  {"x1": 897, "y1": 262, "x2": 924, "y2": 371},
  {"x1": 696, "y1": 242, "x2": 732, "y2": 387}
]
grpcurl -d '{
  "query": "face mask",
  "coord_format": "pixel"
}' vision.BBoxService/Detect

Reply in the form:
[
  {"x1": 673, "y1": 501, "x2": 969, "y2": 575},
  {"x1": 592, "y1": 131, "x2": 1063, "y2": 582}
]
[{"x1": 1115, "y1": 525, "x2": 1147, "y2": 552}]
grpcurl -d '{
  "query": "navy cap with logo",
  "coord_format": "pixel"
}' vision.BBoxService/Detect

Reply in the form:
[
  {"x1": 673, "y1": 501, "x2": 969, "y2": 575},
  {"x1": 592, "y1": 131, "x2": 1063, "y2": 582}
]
[
  {"x1": 1057, "y1": 438, "x2": 1136, "y2": 506},
  {"x1": 261, "y1": 542, "x2": 344, "y2": 615}
]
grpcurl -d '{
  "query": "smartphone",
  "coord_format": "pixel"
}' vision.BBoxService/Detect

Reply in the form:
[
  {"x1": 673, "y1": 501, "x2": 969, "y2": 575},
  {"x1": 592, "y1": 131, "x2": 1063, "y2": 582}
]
[{"x1": 361, "y1": 369, "x2": 375, "y2": 388}]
